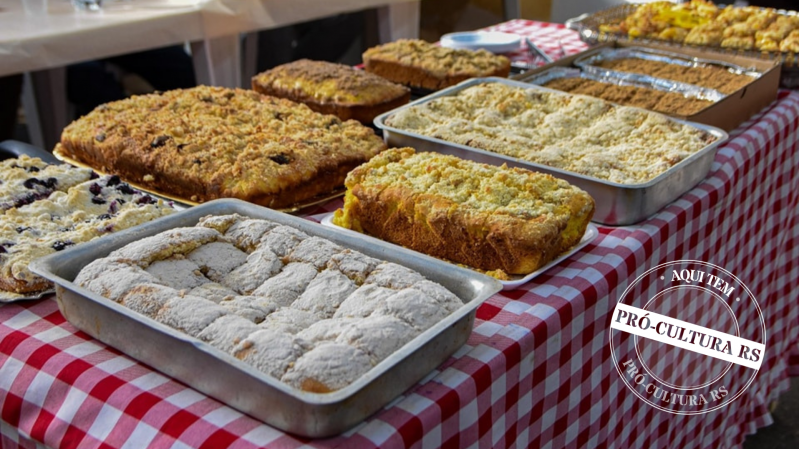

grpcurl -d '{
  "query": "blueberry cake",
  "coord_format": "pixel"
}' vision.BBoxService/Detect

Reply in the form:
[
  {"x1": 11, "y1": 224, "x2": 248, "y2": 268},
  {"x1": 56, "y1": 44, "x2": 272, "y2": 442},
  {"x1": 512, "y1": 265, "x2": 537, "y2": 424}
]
[
  {"x1": 0, "y1": 155, "x2": 93, "y2": 211},
  {"x1": 75, "y1": 214, "x2": 463, "y2": 393},
  {"x1": 0, "y1": 157, "x2": 175, "y2": 297}
]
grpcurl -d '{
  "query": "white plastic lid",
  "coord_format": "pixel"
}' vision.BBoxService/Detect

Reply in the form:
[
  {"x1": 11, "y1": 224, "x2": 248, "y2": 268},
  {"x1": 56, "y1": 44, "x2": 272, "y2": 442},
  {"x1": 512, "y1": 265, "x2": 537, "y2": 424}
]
[{"x1": 440, "y1": 31, "x2": 522, "y2": 53}]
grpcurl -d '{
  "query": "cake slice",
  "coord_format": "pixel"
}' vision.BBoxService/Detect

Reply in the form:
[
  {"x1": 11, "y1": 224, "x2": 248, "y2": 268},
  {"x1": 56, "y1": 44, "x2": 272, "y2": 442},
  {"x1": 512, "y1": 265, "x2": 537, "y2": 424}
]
[
  {"x1": 362, "y1": 39, "x2": 511, "y2": 91},
  {"x1": 252, "y1": 59, "x2": 410, "y2": 124}
]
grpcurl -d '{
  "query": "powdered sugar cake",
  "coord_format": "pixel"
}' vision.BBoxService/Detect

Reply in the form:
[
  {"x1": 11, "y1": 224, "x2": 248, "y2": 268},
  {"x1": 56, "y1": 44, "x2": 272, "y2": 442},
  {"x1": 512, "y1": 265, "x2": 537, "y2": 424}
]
[{"x1": 74, "y1": 213, "x2": 468, "y2": 394}]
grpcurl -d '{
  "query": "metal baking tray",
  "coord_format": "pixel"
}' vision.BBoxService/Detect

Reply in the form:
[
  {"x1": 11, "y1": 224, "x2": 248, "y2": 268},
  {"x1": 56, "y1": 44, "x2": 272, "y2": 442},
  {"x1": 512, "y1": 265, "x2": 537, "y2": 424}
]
[
  {"x1": 0, "y1": 140, "x2": 60, "y2": 164},
  {"x1": 574, "y1": 46, "x2": 761, "y2": 79},
  {"x1": 374, "y1": 77, "x2": 729, "y2": 226},
  {"x1": 29, "y1": 199, "x2": 502, "y2": 438},
  {"x1": 521, "y1": 66, "x2": 722, "y2": 105},
  {"x1": 564, "y1": 3, "x2": 799, "y2": 88}
]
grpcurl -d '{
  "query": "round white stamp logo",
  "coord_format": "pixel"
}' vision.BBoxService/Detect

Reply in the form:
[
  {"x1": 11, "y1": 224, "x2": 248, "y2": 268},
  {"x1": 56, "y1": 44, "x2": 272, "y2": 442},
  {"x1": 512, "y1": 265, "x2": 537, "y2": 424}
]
[{"x1": 609, "y1": 260, "x2": 766, "y2": 414}]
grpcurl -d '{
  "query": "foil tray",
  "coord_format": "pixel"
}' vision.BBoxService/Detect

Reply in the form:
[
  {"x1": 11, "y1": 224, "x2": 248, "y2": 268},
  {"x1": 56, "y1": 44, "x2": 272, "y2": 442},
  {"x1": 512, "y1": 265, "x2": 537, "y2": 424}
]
[
  {"x1": 29, "y1": 199, "x2": 502, "y2": 438},
  {"x1": 521, "y1": 66, "x2": 722, "y2": 105},
  {"x1": 52, "y1": 145, "x2": 345, "y2": 214},
  {"x1": 374, "y1": 77, "x2": 729, "y2": 226},
  {"x1": 573, "y1": 46, "x2": 759, "y2": 100}
]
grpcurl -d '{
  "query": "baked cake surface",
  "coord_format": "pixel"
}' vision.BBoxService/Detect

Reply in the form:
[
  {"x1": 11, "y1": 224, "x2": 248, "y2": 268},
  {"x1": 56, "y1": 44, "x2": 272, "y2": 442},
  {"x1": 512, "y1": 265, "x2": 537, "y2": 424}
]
[
  {"x1": 0, "y1": 157, "x2": 174, "y2": 297},
  {"x1": 333, "y1": 148, "x2": 594, "y2": 276},
  {"x1": 75, "y1": 213, "x2": 463, "y2": 393},
  {"x1": 363, "y1": 39, "x2": 511, "y2": 90},
  {"x1": 252, "y1": 59, "x2": 411, "y2": 124},
  {"x1": 385, "y1": 82, "x2": 716, "y2": 184},
  {"x1": 59, "y1": 86, "x2": 386, "y2": 209}
]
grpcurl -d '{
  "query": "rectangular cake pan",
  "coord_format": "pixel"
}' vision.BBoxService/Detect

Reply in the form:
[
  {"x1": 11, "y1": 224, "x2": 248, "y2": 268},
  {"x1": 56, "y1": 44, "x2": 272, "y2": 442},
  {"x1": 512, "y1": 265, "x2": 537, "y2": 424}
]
[
  {"x1": 374, "y1": 77, "x2": 729, "y2": 226},
  {"x1": 29, "y1": 199, "x2": 502, "y2": 438}
]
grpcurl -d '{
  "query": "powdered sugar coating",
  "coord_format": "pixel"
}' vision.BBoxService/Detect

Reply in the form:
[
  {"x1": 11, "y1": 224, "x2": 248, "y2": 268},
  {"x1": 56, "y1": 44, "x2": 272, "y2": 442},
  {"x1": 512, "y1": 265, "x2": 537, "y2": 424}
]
[
  {"x1": 281, "y1": 343, "x2": 373, "y2": 393},
  {"x1": 76, "y1": 213, "x2": 463, "y2": 393}
]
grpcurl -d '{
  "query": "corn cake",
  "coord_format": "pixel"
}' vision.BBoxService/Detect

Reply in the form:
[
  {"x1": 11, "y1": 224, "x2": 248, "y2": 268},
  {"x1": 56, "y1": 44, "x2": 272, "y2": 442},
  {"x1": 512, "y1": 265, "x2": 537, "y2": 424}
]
[
  {"x1": 58, "y1": 86, "x2": 386, "y2": 209},
  {"x1": 362, "y1": 39, "x2": 511, "y2": 91},
  {"x1": 75, "y1": 213, "x2": 463, "y2": 393},
  {"x1": 384, "y1": 83, "x2": 716, "y2": 184},
  {"x1": 252, "y1": 59, "x2": 411, "y2": 124},
  {"x1": 333, "y1": 148, "x2": 595, "y2": 276}
]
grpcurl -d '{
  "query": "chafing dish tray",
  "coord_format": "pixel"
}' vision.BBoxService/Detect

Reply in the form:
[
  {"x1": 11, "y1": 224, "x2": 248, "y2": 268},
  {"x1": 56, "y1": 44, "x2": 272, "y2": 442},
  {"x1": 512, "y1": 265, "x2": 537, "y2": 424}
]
[
  {"x1": 374, "y1": 77, "x2": 728, "y2": 226},
  {"x1": 29, "y1": 199, "x2": 502, "y2": 438}
]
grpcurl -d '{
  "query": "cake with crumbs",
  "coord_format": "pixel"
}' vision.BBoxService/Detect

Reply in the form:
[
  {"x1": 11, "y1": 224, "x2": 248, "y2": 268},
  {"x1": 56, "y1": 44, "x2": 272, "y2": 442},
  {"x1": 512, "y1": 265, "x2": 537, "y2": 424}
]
[
  {"x1": 75, "y1": 213, "x2": 464, "y2": 393},
  {"x1": 58, "y1": 86, "x2": 386, "y2": 209},
  {"x1": 333, "y1": 148, "x2": 595, "y2": 276},
  {"x1": 362, "y1": 39, "x2": 511, "y2": 90},
  {"x1": 384, "y1": 82, "x2": 716, "y2": 184},
  {"x1": 252, "y1": 59, "x2": 411, "y2": 124}
]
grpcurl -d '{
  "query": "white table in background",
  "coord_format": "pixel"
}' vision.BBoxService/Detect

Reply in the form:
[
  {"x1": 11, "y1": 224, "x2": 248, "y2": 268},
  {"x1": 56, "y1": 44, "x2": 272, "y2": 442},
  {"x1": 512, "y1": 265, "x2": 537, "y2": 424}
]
[{"x1": 0, "y1": 0, "x2": 419, "y2": 150}]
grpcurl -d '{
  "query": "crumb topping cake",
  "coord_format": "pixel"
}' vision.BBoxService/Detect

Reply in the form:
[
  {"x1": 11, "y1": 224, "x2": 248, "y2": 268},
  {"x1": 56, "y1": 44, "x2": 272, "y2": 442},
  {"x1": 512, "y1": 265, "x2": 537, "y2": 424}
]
[
  {"x1": 59, "y1": 86, "x2": 386, "y2": 209},
  {"x1": 75, "y1": 214, "x2": 463, "y2": 393},
  {"x1": 385, "y1": 83, "x2": 716, "y2": 184},
  {"x1": 333, "y1": 148, "x2": 594, "y2": 276}
]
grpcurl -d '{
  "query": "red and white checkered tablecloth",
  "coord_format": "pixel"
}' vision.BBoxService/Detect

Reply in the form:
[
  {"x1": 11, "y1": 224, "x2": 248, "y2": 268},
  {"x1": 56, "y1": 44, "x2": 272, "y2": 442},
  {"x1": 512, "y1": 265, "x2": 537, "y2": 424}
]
[{"x1": 2, "y1": 20, "x2": 798, "y2": 449}]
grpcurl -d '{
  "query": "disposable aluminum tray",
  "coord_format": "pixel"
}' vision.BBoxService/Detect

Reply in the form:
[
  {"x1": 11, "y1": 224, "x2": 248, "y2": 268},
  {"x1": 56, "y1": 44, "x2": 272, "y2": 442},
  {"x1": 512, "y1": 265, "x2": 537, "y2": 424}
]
[
  {"x1": 29, "y1": 199, "x2": 502, "y2": 438},
  {"x1": 521, "y1": 66, "x2": 723, "y2": 103},
  {"x1": 573, "y1": 46, "x2": 759, "y2": 99},
  {"x1": 374, "y1": 77, "x2": 729, "y2": 226}
]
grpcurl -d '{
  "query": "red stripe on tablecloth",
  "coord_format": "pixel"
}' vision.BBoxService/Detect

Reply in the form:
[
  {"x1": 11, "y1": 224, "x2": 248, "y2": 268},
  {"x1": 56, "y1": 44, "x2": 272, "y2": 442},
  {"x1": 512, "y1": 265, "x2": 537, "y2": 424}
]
[
  {"x1": 160, "y1": 409, "x2": 202, "y2": 439},
  {"x1": 197, "y1": 428, "x2": 239, "y2": 449},
  {"x1": 122, "y1": 391, "x2": 161, "y2": 420}
]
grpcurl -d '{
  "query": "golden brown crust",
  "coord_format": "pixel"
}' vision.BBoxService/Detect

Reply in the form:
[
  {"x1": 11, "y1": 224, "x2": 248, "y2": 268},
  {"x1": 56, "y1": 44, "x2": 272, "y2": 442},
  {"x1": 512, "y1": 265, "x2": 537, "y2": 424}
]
[
  {"x1": 251, "y1": 59, "x2": 411, "y2": 124},
  {"x1": 362, "y1": 39, "x2": 511, "y2": 90},
  {"x1": 333, "y1": 148, "x2": 594, "y2": 275},
  {"x1": 595, "y1": 58, "x2": 753, "y2": 95},
  {"x1": 59, "y1": 86, "x2": 387, "y2": 209},
  {"x1": 543, "y1": 77, "x2": 713, "y2": 116}
]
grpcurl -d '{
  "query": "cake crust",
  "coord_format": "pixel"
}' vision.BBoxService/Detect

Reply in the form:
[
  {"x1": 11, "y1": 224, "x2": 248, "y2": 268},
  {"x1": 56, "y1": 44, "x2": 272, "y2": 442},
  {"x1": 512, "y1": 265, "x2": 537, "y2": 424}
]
[{"x1": 59, "y1": 86, "x2": 386, "y2": 209}]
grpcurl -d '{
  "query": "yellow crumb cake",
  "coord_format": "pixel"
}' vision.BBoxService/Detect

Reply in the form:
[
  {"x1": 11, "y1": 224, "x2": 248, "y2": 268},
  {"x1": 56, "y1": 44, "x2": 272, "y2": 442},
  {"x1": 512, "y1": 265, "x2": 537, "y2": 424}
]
[
  {"x1": 252, "y1": 59, "x2": 411, "y2": 124},
  {"x1": 58, "y1": 86, "x2": 387, "y2": 209},
  {"x1": 362, "y1": 39, "x2": 511, "y2": 91},
  {"x1": 333, "y1": 148, "x2": 595, "y2": 276},
  {"x1": 385, "y1": 82, "x2": 717, "y2": 184}
]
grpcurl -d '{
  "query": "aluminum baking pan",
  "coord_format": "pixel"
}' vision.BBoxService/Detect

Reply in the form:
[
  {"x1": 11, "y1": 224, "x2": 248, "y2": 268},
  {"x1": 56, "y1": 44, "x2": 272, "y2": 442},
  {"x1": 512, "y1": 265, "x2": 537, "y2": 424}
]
[
  {"x1": 374, "y1": 77, "x2": 729, "y2": 226},
  {"x1": 573, "y1": 47, "x2": 759, "y2": 99},
  {"x1": 520, "y1": 66, "x2": 722, "y2": 103},
  {"x1": 575, "y1": 46, "x2": 762, "y2": 78},
  {"x1": 29, "y1": 199, "x2": 502, "y2": 438}
]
